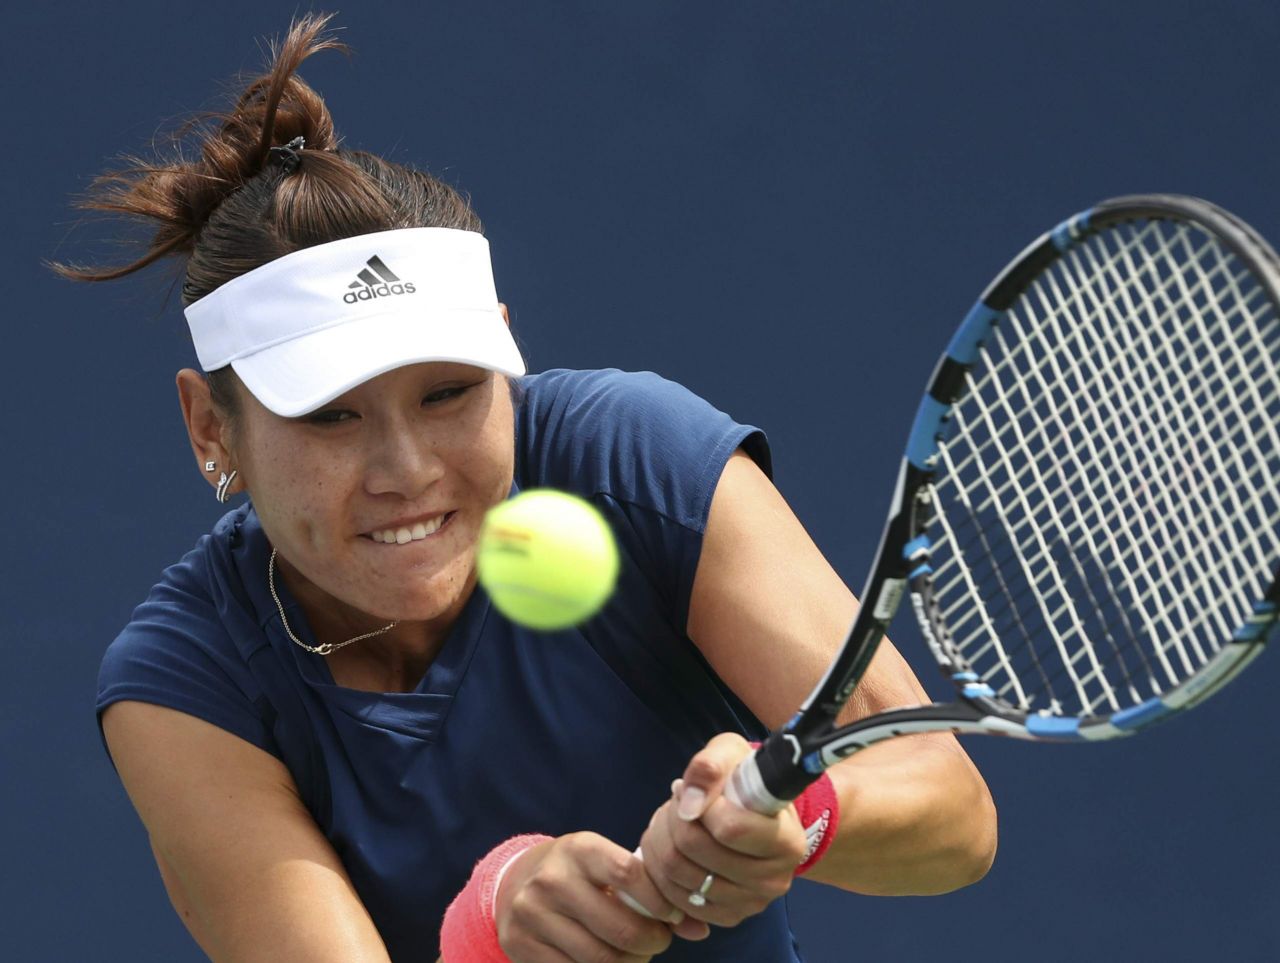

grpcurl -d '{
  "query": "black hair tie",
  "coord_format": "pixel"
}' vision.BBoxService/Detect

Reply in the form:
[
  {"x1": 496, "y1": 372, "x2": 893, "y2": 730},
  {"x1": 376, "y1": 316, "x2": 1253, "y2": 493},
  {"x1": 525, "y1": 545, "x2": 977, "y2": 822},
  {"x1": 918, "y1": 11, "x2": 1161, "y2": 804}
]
[{"x1": 268, "y1": 136, "x2": 306, "y2": 174}]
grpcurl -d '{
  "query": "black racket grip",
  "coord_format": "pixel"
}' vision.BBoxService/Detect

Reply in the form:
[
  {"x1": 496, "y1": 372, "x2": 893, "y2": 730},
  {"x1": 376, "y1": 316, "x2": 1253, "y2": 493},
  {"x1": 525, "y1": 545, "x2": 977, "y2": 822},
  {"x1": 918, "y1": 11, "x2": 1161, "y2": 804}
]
[{"x1": 726, "y1": 732, "x2": 820, "y2": 815}]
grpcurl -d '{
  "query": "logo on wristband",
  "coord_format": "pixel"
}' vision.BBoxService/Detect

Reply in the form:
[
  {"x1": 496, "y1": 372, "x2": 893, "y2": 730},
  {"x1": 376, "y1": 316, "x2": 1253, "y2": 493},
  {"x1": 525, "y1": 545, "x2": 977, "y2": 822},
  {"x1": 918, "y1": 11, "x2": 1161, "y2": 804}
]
[{"x1": 802, "y1": 809, "x2": 831, "y2": 863}]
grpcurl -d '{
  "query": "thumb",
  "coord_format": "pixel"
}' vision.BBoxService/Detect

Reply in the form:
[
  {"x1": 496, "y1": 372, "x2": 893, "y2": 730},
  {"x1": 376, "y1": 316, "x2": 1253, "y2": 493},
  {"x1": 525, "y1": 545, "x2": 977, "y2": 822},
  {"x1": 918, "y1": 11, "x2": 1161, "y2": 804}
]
[{"x1": 676, "y1": 733, "x2": 752, "y2": 821}]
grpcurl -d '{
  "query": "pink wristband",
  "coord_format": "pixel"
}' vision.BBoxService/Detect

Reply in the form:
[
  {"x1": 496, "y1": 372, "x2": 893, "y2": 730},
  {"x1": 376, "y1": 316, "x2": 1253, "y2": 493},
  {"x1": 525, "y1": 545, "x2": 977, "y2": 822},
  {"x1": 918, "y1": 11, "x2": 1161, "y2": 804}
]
[
  {"x1": 746, "y1": 742, "x2": 840, "y2": 875},
  {"x1": 439, "y1": 834, "x2": 552, "y2": 963},
  {"x1": 792, "y1": 772, "x2": 840, "y2": 875}
]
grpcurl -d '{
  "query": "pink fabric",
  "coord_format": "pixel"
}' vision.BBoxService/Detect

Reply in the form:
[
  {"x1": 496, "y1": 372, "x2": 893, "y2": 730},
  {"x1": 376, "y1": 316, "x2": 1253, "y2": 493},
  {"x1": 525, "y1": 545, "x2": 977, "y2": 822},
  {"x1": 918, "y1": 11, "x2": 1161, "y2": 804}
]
[
  {"x1": 793, "y1": 772, "x2": 840, "y2": 875},
  {"x1": 746, "y1": 741, "x2": 840, "y2": 875},
  {"x1": 439, "y1": 834, "x2": 552, "y2": 962}
]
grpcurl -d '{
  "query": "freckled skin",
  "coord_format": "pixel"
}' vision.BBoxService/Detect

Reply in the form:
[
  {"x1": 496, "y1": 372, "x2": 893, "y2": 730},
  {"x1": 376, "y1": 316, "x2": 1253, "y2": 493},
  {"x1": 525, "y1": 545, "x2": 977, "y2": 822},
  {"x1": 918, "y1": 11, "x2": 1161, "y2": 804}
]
[{"x1": 193, "y1": 362, "x2": 515, "y2": 659}]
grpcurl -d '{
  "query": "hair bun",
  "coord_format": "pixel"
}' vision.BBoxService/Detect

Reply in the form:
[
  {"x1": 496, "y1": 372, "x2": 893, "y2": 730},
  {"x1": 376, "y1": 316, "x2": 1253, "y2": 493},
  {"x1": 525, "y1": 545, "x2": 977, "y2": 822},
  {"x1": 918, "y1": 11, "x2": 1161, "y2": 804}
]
[
  {"x1": 56, "y1": 10, "x2": 483, "y2": 318},
  {"x1": 53, "y1": 12, "x2": 347, "y2": 282}
]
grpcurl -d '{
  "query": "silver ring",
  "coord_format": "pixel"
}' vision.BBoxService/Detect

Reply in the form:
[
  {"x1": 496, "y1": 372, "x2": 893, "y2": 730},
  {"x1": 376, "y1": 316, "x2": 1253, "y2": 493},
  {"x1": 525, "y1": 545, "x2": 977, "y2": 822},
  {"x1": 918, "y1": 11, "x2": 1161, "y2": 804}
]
[{"x1": 687, "y1": 872, "x2": 715, "y2": 907}]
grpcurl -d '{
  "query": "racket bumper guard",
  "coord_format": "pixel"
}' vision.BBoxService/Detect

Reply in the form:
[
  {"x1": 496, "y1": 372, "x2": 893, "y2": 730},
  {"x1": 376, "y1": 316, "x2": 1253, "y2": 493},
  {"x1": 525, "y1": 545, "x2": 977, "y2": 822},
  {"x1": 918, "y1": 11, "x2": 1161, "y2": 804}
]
[
  {"x1": 1024, "y1": 714, "x2": 1083, "y2": 740},
  {"x1": 1050, "y1": 210, "x2": 1092, "y2": 251},
  {"x1": 945, "y1": 303, "x2": 1001, "y2": 365},
  {"x1": 1110, "y1": 697, "x2": 1173, "y2": 732},
  {"x1": 906, "y1": 396, "x2": 951, "y2": 469},
  {"x1": 903, "y1": 535, "x2": 931, "y2": 562}
]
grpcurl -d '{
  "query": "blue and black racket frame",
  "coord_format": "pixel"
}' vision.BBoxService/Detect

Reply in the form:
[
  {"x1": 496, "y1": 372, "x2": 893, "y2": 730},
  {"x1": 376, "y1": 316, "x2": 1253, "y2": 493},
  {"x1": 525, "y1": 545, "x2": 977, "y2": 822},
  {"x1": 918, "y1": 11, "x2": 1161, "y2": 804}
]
[{"x1": 746, "y1": 195, "x2": 1280, "y2": 808}]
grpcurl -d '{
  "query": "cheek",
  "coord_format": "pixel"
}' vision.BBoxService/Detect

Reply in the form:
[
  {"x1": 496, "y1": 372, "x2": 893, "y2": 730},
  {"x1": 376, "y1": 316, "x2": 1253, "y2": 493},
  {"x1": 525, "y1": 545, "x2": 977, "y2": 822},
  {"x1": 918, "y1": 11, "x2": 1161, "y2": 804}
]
[
  {"x1": 244, "y1": 442, "x2": 351, "y2": 535},
  {"x1": 467, "y1": 412, "x2": 516, "y2": 503}
]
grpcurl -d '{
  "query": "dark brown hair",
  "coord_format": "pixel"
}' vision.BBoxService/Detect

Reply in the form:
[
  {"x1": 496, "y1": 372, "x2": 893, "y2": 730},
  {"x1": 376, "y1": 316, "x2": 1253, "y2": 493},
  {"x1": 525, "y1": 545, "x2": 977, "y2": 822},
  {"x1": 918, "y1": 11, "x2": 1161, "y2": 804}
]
[{"x1": 55, "y1": 12, "x2": 487, "y2": 421}]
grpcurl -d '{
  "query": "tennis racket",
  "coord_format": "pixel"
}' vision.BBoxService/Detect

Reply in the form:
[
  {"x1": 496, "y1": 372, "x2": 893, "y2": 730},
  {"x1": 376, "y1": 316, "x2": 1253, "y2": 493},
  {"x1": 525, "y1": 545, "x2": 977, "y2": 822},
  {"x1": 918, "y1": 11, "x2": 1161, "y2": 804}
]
[{"x1": 729, "y1": 193, "x2": 1280, "y2": 814}]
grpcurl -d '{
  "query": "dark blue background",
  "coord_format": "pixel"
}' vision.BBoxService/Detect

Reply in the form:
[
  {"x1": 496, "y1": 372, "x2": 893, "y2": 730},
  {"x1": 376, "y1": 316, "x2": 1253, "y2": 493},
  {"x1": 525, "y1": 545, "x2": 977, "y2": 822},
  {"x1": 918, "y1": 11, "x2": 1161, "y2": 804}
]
[{"x1": 8, "y1": 1, "x2": 1279, "y2": 959}]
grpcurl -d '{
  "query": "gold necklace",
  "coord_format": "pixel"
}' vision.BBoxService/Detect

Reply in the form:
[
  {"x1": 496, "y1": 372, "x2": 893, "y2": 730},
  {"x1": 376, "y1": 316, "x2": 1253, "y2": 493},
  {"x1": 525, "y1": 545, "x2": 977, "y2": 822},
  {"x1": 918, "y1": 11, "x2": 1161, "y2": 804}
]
[{"x1": 267, "y1": 548, "x2": 399, "y2": 656}]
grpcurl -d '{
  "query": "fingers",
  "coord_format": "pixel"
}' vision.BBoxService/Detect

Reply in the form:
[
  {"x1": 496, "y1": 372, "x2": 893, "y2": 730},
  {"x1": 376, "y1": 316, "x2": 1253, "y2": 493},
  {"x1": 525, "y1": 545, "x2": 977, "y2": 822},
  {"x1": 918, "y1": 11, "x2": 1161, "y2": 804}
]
[
  {"x1": 671, "y1": 774, "x2": 808, "y2": 865},
  {"x1": 611, "y1": 852, "x2": 687, "y2": 926},
  {"x1": 673, "y1": 733, "x2": 754, "y2": 821},
  {"x1": 666, "y1": 797, "x2": 781, "y2": 880},
  {"x1": 641, "y1": 800, "x2": 794, "y2": 927},
  {"x1": 637, "y1": 740, "x2": 809, "y2": 930},
  {"x1": 699, "y1": 794, "x2": 809, "y2": 862},
  {"x1": 497, "y1": 833, "x2": 677, "y2": 962}
]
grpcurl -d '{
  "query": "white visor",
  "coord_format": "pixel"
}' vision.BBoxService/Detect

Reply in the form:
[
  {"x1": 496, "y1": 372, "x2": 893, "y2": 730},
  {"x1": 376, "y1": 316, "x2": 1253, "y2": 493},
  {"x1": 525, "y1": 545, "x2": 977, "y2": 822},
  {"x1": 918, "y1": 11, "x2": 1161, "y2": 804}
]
[{"x1": 184, "y1": 227, "x2": 526, "y2": 416}]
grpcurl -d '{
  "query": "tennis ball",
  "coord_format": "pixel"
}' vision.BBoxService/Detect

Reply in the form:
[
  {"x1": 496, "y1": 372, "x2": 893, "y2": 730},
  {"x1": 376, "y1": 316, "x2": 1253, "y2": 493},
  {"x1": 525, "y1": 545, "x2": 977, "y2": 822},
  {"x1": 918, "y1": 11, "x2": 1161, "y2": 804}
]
[{"x1": 477, "y1": 489, "x2": 620, "y2": 631}]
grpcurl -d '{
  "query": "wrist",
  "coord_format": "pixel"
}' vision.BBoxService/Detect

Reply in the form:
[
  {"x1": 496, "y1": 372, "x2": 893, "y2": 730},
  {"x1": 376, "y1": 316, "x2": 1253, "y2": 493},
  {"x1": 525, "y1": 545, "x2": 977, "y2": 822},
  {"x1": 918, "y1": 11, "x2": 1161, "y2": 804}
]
[
  {"x1": 746, "y1": 741, "x2": 840, "y2": 874},
  {"x1": 792, "y1": 772, "x2": 840, "y2": 875},
  {"x1": 440, "y1": 834, "x2": 552, "y2": 963}
]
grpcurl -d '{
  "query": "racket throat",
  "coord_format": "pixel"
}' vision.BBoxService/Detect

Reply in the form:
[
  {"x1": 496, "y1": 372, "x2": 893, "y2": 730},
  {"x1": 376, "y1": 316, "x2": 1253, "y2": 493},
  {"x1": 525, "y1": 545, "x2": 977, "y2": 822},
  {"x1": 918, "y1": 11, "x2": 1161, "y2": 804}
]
[{"x1": 815, "y1": 701, "x2": 1014, "y2": 766}]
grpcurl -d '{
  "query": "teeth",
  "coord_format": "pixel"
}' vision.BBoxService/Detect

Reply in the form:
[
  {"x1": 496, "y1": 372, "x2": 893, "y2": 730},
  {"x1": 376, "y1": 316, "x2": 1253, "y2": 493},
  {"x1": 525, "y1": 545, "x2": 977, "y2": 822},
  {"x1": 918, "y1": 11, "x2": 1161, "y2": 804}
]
[{"x1": 370, "y1": 514, "x2": 446, "y2": 544}]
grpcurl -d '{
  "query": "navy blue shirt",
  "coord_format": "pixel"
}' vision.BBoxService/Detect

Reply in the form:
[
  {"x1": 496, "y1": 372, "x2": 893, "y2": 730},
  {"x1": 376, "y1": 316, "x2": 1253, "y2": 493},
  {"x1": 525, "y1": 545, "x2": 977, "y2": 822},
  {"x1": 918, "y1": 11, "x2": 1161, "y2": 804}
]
[{"x1": 98, "y1": 368, "x2": 803, "y2": 961}]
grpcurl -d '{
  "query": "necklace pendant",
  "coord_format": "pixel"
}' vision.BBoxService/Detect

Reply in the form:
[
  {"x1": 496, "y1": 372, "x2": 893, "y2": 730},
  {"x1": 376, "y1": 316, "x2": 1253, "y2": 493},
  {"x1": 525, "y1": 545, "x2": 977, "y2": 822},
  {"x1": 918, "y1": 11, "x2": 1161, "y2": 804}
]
[{"x1": 268, "y1": 548, "x2": 394, "y2": 657}]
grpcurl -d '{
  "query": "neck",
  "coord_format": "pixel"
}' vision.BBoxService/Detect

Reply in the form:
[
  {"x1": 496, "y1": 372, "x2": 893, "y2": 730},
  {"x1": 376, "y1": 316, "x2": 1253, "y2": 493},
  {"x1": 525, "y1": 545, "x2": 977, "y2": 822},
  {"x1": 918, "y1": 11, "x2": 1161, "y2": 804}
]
[
  {"x1": 325, "y1": 632, "x2": 444, "y2": 693},
  {"x1": 273, "y1": 551, "x2": 476, "y2": 691}
]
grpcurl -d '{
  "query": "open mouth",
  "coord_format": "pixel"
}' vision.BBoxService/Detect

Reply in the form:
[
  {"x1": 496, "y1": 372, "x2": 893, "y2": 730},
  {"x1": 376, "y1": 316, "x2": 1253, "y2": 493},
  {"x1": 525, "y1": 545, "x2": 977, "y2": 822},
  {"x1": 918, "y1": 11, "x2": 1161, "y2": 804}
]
[{"x1": 364, "y1": 511, "x2": 455, "y2": 545}]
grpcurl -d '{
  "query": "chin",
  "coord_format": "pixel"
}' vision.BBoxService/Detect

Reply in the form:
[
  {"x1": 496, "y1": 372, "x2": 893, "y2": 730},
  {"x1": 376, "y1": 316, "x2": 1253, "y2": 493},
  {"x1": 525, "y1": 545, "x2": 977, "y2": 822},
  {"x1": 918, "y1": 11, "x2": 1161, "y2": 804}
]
[{"x1": 388, "y1": 582, "x2": 475, "y2": 623}]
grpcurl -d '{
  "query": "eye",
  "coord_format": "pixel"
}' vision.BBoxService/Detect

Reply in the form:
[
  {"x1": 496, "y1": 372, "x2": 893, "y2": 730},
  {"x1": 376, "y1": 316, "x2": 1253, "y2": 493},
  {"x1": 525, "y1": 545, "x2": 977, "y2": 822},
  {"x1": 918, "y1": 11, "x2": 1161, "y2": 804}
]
[
  {"x1": 423, "y1": 385, "x2": 472, "y2": 405},
  {"x1": 307, "y1": 408, "x2": 358, "y2": 425}
]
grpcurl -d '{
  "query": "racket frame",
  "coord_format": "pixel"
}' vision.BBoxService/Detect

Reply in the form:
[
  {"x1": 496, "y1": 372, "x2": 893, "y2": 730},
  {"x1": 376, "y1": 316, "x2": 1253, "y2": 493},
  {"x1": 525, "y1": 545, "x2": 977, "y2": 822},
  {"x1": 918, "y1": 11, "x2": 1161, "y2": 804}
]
[{"x1": 732, "y1": 195, "x2": 1280, "y2": 815}]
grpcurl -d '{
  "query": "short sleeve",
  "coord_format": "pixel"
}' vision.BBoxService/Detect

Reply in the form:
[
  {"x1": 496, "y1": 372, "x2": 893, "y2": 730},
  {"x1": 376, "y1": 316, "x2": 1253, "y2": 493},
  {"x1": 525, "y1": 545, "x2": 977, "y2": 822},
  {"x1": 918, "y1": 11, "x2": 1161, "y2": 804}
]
[
  {"x1": 96, "y1": 543, "x2": 279, "y2": 762},
  {"x1": 515, "y1": 368, "x2": 771, "y2": 633}
]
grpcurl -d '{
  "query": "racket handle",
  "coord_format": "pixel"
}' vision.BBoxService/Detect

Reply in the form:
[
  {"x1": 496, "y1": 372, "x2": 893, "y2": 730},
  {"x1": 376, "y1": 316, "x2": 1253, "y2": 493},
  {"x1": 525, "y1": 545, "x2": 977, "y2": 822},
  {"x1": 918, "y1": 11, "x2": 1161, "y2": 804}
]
[
  {"x1": 726, "y1": 749, "x2": 790, "y2": 815},
  {"x1": 617, "y1": 883, "x2": 652, "y2": 918}
]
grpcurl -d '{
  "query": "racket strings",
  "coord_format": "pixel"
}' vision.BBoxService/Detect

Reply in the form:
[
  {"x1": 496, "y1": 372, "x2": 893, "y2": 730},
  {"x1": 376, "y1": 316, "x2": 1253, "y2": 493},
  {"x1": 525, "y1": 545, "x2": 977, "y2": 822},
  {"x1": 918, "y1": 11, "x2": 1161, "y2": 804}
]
[
  {"x1": 1063, "y1": 227, "x2": 1280, "y2": 638},
  {"x1": 1039, "y1": 222, "x2": 1280, "y2": 706},
  {"x1": 926, "y1": 218, "x2": 1280, "y2": 719},
  {"x1": 1083, "y1": 233, "x2": 1280, "y2": 641},
  {"x1": 1020, "y1": 225, "x2": 1280, "y2": 708},
  {"x1": 1002, "y1": 232, "x2": 1268, "y2": 682},
  {"x1": 942, "y1": 235, "x2": 1249, "y2": 701},
  {"x1": 944, "y1": 230, "x2": 1275, "y2": 544},
  {"x1": 939, "y1": 242, "x2": 1274, "y2": 565}
]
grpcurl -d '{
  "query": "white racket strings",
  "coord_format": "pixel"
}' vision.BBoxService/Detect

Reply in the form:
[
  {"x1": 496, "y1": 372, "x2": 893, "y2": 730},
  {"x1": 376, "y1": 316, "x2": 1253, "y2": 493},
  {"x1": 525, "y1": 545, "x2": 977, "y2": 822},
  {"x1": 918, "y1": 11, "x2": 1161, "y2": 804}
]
[{"x1": 925, "y1": 219, "x2": 1280, "y2": 719}]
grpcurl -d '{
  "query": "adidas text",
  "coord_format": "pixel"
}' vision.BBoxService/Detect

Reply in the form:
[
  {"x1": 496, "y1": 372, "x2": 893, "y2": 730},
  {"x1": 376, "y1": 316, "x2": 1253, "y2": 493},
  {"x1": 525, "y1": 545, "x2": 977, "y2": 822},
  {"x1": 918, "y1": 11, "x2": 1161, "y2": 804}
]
[{"x1": 343, "y1": 281, "x2": 417, "y2": 304}]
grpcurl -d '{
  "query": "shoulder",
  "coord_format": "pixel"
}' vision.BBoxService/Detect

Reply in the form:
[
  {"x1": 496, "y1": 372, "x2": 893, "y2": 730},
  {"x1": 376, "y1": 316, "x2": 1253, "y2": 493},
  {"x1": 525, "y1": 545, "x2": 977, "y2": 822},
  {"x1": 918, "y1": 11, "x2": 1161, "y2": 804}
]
[
  {"x1": 518, "y1": 368, "x2": 755, "y2": 440},
  {"x1": 104, "y1": 508, "x2": 257, "y2": 664},
  {"x1": 98, "y1": 507, "x2": 277, "y2": 757},
  {"x1": 520, "y1": 366, "x2": 701, "y2": 411},
  {"x1": 515, "y1": 368, "x2": 772, "y2": 527}
]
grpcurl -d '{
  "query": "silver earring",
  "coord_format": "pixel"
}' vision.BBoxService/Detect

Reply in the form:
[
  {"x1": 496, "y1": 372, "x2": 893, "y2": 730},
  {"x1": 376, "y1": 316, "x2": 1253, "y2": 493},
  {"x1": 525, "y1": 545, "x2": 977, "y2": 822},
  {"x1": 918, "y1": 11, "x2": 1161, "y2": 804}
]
[
  {"x1": 216, "y1": 470, "x2": 238, "y2": 504},
  {"x1": 205, "y1": 460, "x2": 217, "y2": 472}
]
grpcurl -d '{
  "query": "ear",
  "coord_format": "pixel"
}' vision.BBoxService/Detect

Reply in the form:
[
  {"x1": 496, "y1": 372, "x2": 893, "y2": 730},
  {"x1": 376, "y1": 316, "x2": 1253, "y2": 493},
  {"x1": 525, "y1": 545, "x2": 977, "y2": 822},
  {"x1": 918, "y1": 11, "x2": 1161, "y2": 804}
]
[
  {"x1": 499, "y1": 302, "x2": 511, "y2": 326},
  {"x1": 176, "y1": 369, "x2": 240, "y2": 496}
]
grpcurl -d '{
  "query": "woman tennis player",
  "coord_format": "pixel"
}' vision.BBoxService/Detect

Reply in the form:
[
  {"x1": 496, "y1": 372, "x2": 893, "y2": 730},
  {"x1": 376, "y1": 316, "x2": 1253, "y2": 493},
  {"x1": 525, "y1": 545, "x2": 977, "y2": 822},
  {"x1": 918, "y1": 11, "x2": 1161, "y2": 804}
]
[{"x1": 68, "y1": 15, "x2": 996, "y2": 962}]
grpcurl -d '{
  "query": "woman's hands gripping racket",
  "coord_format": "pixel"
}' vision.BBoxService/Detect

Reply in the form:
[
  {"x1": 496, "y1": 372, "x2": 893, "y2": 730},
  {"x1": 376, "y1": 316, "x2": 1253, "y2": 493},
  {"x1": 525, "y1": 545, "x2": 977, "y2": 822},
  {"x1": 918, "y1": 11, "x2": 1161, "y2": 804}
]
[{"x1": 729, "y1": 194, "x2": 1280, "y2": 816}]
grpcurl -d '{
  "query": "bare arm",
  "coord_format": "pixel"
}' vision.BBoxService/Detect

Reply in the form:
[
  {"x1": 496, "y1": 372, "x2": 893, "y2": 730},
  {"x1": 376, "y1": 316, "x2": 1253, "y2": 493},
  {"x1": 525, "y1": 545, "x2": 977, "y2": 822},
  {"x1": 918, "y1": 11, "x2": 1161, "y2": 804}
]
[
  {"x1": 683, "y1": 450, "x2": 997, "y2": 895},
  {"x1": 102, "y1": 702, "x2": 392, "y2": 962}
]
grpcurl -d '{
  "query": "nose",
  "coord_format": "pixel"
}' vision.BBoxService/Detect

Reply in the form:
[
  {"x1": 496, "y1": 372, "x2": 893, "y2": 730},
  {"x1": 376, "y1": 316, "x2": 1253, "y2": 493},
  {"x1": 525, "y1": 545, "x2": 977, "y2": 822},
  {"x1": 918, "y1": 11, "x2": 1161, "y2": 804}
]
[{"x1": 362, "y1": 418, "x2": 444, "y2": 498}]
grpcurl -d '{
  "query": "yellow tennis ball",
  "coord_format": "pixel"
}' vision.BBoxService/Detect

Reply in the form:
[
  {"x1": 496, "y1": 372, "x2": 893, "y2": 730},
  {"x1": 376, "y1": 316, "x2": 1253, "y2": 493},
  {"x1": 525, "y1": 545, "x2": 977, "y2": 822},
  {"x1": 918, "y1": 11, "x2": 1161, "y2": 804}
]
[{"x1": 477, "y1": 489, "x2": 620, "y2": 631}]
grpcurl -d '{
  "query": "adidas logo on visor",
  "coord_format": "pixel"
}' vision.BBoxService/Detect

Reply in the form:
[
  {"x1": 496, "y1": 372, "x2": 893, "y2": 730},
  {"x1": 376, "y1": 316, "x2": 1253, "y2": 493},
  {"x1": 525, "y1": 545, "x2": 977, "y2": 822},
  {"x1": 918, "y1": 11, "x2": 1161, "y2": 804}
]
[{"x1": 342, "y1": 255, "x2": 417, "y2": 304}]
